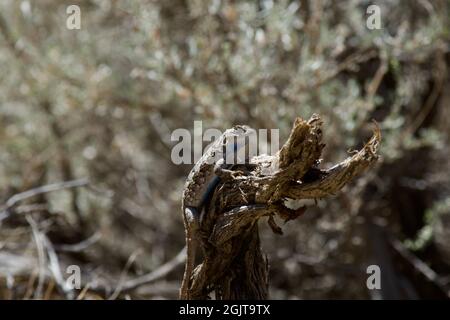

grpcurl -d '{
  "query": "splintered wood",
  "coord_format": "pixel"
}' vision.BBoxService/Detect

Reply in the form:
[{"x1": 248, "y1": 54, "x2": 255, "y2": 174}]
[{"x1": 185, "y1": 114, "x2": 381, "y2": 299}]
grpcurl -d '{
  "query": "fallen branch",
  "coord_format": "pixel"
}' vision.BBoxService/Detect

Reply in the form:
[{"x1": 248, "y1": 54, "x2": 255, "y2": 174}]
[
  {"x1": 0, "y1": 178, "x2": 89, "y2": 221},
  {"x1": 120, "y1": 247, "x2": 186, "y2": 292}
]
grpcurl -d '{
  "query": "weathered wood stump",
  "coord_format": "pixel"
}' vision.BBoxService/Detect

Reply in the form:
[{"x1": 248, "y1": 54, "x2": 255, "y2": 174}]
[{"x1": 185, "y1": 114, "x2": 381, "y2": 299}]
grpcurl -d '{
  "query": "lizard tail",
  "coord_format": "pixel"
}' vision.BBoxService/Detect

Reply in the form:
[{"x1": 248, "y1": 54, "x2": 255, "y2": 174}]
[{"x1": 180, "y1": 238, "x2": 196, "y2": 299}]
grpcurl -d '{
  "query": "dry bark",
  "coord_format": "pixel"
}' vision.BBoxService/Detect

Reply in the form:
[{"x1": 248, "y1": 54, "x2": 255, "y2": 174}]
[{"x1": 185, "y1": 114, "x2": 381, "y2": 299}]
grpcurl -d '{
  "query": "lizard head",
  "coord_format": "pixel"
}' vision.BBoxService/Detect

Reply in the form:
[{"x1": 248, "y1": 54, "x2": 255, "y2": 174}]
[{"x1": 222, "y1": 125, "x2": 257, "y2": 165}]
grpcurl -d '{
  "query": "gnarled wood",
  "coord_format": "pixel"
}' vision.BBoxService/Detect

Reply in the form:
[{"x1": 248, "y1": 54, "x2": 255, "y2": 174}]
[{"x1": 183, "y1": 114, "x2": 381, "y2": 299}]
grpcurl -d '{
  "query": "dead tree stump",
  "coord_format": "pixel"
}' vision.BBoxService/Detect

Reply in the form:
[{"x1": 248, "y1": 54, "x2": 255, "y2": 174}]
[{"x1": 184, "y1": 114, "x2": 381, "y2": 299}]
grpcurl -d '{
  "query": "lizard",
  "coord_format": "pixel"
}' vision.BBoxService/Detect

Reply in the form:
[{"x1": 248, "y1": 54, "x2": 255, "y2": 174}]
[{"x1": 180, "y1": 125, "x2": 256, "y2": 299}]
